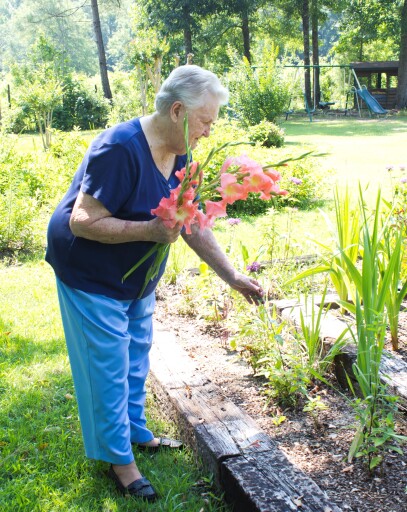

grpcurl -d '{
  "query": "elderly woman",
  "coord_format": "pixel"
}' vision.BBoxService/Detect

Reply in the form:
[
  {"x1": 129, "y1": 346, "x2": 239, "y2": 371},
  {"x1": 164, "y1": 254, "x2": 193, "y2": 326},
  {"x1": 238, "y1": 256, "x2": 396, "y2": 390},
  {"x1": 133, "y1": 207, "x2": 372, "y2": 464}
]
[{"x1": 46, "y1": 65, "x2": 263, "y2": 502}]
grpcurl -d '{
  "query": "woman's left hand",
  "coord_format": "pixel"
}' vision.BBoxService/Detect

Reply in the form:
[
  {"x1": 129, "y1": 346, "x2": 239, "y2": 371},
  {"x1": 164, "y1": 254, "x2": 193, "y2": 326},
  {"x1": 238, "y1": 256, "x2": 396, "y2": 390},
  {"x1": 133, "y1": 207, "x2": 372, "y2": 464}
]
[{"x1": 229, "y1": 273, "x2": 265, "y2": 305}]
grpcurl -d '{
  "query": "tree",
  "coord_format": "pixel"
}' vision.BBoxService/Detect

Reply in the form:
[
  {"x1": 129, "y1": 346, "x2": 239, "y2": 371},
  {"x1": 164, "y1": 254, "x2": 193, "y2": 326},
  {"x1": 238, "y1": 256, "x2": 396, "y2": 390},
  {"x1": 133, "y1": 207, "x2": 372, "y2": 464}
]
[
  {"x1": 311, "y1": 0, "x2": 321, "y2": 106},
  {"x1": 301, "y1": 0, "x2": 312, "y2": 107},
  {"x1": 216, "y1": 0, "x2": 266, "y2": 63},
  {"x1": 397, "y1": 0, "x2": 407, "y2": 107},
  {"x1": 90, "y1": 0, "x2": 112, "y2": 99},
  {"x1": 144, "y1": 0, "x2": 218, "y2": 60},
  {"x1": 127, "y1": 4, "x2": 170, "y2": 114},
  {"x1": 0, "y1": 0, "x2": 98, "y2": 75},
  {"x1": 11, "y1": 35, "x2": 64, "y2": 149},
  {"x1": 333, "y1": 0, "x2": 399, "y2": 61}
]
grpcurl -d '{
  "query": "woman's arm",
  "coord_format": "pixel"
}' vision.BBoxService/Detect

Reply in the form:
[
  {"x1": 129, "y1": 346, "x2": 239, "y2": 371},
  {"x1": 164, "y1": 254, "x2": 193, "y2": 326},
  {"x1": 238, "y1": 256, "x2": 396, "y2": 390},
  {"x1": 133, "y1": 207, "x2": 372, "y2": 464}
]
[
  {"x1": 69, "y1": 191, "x2": 182, "y2": 244},
  {"x1": 182, "y1": 225, "x2": 264, "y2": 304}
]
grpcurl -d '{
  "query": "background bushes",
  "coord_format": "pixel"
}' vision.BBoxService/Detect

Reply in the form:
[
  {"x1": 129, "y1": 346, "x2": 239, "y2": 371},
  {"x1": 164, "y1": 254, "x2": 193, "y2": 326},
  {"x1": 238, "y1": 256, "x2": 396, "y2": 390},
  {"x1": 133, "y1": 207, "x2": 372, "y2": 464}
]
[{"x1": 0, "y1": 131, "x2": 88, "y2": 255}]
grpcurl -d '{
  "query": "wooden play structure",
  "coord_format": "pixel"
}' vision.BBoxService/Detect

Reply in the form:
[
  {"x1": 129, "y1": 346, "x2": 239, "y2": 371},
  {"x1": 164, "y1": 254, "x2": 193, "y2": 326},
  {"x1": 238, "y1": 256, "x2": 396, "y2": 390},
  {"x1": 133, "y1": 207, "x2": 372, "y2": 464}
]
[{"x1": 349, "y1": 61, "x2": 399, "y2": 110}]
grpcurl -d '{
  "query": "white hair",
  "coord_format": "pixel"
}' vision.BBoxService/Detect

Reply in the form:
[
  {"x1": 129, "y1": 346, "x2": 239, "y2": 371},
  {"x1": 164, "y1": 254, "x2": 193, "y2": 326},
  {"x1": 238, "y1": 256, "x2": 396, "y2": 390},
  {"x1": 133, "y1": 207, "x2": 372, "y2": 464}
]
[{"x1": 155, "y1": 65, "x2": 229, "y2": 114}]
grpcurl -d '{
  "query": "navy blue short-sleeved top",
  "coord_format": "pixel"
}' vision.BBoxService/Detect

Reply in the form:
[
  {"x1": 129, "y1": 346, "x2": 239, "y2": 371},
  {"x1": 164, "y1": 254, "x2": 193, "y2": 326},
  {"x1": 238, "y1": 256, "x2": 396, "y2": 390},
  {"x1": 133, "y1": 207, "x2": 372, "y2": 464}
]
[{"x1": 45, "y1": 117, "x2": 187, "y2": 300}]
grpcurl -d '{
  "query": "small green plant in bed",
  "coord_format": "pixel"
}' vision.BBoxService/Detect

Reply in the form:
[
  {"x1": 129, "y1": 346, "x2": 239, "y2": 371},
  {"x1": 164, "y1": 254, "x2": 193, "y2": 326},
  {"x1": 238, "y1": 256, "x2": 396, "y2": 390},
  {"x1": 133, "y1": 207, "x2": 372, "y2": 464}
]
[
  {"x1": 286, "y1": 186, "x2": 361, "y2": 309},
  {"x1": 230, "y1": 302, "x2": 308, "y2": 408},
  {"x1": 230, "y1": 290, "x2": 345, "y2": 409}
]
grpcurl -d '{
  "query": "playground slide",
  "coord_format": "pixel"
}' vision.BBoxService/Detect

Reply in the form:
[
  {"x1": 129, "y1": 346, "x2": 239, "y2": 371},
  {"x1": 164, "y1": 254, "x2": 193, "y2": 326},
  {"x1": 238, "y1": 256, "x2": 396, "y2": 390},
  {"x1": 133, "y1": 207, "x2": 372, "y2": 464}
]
[{"x1": 356, "y1": 88, "x2": 388, "y2": 115}]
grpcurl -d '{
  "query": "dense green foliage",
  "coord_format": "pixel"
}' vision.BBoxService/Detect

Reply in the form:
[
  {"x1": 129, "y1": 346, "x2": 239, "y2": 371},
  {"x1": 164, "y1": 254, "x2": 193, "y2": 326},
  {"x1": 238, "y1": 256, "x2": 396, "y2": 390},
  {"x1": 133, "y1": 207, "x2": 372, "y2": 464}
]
[
  {"x1": 1, "y1": 0, "x2": 406, "y2": 136},
  {"x1": 53, "y1": 76, "x2": 110, "y2": 131},
  {"x1": 248, "y1": 120, "x2": 285, "y2": 148},
  {"x1": 0, "y1": 130, "x2": 87, "y2": 254},
  {"x1": 227, "y1": 45, "x2": 291, "y2": 125}
]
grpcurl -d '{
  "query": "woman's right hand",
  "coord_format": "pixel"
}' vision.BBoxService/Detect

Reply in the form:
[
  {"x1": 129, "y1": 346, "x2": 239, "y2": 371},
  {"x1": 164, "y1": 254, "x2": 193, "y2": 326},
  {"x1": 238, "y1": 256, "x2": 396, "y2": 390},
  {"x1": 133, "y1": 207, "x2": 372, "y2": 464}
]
[{"x1": 148, "y1": 217, "x2": 183, "y2": 244}]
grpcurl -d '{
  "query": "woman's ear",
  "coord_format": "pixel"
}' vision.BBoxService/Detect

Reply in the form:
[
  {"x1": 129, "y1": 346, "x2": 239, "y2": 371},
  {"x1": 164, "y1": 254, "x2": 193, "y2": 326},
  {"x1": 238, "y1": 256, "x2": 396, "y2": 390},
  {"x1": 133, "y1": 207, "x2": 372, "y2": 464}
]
[{"x1": 170, "y1": 101, "x2": 184, "y2": 122}]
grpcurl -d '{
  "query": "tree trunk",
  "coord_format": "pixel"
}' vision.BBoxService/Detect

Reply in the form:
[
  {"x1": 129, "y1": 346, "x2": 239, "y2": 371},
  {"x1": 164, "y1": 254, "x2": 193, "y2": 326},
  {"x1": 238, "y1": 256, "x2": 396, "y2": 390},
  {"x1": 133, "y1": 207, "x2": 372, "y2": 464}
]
[
  {"x1": 90, "y1": 0, "x2": 112, "y2": 100},
  {"x1": 396, "y1": 0, "x2": 407, "y2": 108},
  {"x1": 241, "y1": 9, "x2": 251, "y2": 64},
  {"x1": 311, "y1": 0, "x2": 320, "y2": 106},
  {"x1": 302, "y1": 0, "x2": 312, "y2": 109},
  {"x1": 182, "y1": 5, "x2": 193, "y2": 58}
]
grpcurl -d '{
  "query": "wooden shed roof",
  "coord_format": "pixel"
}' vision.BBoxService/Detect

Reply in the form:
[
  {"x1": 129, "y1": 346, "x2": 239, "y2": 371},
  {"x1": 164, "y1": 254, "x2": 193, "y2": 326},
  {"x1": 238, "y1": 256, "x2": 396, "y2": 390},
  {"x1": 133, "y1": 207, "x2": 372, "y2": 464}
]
[{"x1": 350, "y1": 61, "x2": 399, "y2": 73}]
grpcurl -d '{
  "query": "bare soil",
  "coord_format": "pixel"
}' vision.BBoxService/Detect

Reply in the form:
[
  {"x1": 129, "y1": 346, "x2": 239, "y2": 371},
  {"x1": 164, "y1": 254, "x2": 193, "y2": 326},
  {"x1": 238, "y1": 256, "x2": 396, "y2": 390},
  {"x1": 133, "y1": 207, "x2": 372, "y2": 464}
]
[{"x1": 155, "y1": 285, "x2": 407, "y2": 512}]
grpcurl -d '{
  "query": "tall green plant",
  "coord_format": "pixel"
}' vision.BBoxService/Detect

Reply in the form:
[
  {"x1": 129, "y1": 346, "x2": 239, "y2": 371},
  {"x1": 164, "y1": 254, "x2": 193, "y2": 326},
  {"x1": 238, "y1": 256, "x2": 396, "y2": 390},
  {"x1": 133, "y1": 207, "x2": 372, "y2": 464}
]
[
  {"x1": 337, "y1": 187, "x2": 406, "y2": 470},
  {"x1": 286, "y1": 186, "x2": 361, "y2": 308},
  {"x1": 380, "y1": 220, "x2": 407, "y2": 351}
]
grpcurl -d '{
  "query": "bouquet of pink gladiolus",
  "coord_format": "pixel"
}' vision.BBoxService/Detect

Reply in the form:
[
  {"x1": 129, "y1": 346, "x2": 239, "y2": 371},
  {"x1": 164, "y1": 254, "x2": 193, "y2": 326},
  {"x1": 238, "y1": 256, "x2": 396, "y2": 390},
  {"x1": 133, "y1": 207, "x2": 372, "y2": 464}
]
[{"x1": 123, "y1": 118, "x2": 294, "y2": 296}]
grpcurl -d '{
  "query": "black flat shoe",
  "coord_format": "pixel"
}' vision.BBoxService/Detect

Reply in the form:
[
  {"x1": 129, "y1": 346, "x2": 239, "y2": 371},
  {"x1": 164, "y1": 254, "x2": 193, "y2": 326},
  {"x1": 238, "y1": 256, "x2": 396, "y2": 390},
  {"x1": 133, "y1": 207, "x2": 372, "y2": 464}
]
[
  {"x1": 107, "y1": 465, "x2": 157, "y2": 502},
  {"x1": 136, "y1": 437, "x2": 184, "y2": 452}
]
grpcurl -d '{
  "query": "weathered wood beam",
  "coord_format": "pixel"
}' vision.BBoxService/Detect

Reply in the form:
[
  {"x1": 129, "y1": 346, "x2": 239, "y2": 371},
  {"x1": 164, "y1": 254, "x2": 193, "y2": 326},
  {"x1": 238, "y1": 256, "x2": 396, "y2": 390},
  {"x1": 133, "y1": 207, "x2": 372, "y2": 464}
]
[{"x1": 149, "y1": 327, "x2": 341, "y2": 512}]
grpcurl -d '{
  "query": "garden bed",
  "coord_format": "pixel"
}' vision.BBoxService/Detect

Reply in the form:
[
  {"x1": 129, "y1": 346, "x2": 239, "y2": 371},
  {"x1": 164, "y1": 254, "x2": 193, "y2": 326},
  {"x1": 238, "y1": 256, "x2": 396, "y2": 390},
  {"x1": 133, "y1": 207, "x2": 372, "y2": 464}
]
[
  {"x1": 154, "y1": 285, "x2": 407, "y2": 512},
  {"x1": 274, "y1": 295, "x2": 407, "y2": 410}
]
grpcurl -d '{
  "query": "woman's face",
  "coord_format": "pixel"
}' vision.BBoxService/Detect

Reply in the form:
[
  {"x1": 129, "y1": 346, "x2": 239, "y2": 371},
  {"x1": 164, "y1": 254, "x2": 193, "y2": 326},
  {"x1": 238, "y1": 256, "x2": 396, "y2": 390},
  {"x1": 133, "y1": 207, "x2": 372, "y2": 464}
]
[
  {"x1": 187, "y1": 96, "x2": 219, "y2": 149},
  {"x1": 169, "y1": 93, "x2": 220, "y2": 153}
]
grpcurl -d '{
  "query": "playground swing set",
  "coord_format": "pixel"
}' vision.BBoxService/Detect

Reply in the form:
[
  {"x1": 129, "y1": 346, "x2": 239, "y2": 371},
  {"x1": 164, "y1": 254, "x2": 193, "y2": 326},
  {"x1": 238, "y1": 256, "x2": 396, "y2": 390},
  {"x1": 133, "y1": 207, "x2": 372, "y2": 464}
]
[{"x1": 284, "y1": 62, "x2": 391, "y2": 121}]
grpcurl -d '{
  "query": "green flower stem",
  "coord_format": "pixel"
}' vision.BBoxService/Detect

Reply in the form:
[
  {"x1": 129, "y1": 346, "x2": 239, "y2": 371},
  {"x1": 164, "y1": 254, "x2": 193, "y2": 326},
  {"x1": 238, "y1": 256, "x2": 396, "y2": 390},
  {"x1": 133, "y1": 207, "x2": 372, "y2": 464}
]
[{"x1": 121, "y1": 242, "x2": 162, "y2": 282}]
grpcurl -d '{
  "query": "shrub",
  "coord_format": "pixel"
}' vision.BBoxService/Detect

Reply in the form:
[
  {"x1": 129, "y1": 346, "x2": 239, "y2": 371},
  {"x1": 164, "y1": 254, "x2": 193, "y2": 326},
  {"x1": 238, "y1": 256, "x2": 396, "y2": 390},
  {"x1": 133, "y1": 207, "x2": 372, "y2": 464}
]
[
  {"x1": 53, "y1": 75, "x2": 110, "y2": 131},
  {"x1": 0, "y1": 130, "x2": 89, "y2": 254},
  {"x1": 248, "y1": 120, "x2": 285, "y2": 148},
  {"x1": 227, "y1": 44, "x2": 290, "y2": 126},
  {"x1": 1, "y1": 104, "x2": 35, "y2": 134},
  {"x1": 107, "y1": 72, "x2": 143, "y2": 126},
  {"x1": 43, "y1": 129, "x2": 89, "y2": 205},
  {"x1": 0, "y1": 135, "x2": 44, "y2": 252},
  {"x1": 279, "y1": 158, "x2": 328, "y2": 210}
]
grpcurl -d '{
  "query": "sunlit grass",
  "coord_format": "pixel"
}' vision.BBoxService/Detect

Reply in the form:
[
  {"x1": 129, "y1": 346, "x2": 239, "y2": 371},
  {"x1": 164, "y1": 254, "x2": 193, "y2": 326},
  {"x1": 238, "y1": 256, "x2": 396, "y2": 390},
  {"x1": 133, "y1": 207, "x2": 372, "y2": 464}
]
[
  {"x1": 0, "y1": 262, "x2": 229, "y2": 512},
  {"x1": 283, "y1": 116, "x2": 407, "y2": 202}
]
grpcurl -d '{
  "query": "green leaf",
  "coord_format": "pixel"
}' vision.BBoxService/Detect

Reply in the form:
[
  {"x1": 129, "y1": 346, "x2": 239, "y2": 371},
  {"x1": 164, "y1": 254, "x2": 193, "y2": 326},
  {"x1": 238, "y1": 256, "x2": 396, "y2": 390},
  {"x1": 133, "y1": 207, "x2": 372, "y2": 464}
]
[
  {"x1": 348, "y1": 427, "x2": 364, "y2": 462},
  {"x1": 369, "y1": 456, "x2": 383, "y2": 470}
]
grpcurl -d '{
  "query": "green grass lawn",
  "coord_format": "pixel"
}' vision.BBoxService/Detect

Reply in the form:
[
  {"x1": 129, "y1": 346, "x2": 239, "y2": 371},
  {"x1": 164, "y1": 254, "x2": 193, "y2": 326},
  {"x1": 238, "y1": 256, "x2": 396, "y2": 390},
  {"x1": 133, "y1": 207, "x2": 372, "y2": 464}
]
[
  {"x1": 0, "y1": 262, "x2": 229, "y2": 512},
  {"x1": 283, "y1": 115, "x2": 407, "y2": 200}
]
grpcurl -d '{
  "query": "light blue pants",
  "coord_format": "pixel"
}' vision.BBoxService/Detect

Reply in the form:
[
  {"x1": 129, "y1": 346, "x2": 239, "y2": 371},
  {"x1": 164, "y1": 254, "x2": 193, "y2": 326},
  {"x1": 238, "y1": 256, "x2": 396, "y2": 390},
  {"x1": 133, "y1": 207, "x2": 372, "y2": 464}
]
[{"x1": 56, "y1": 277, "x2": 156, "y2": 465}]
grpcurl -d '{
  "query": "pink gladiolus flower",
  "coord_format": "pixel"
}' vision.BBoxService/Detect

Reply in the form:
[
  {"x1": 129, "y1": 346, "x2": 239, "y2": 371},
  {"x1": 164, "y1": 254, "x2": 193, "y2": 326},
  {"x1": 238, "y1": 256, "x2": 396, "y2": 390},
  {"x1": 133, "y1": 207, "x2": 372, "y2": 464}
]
[
  {"x1": 233, "y1": 154, "x2": 263, "y2": 173},
  {"x1": 151, "y1": 190, "x2": 179, "y2": 223},
  {"x1": 194, "y1": 209, "x2": 209, "y2": 230},
  {"x1": 205, "y1": 200, "x2": 227, "y2": 220},
  {"x1": 151, "y1": 188, "x2": 198, "y2": 234},
  {"x1": 218, "y1": 173, "x2": 248, "y2": 203},
  {"x1": 243, "y1": 169, "x2": 273, "y2": 194},
  {"x1": 221, "y1": 157, "x2": 234, "y2": 173},
  {"x1": 271, "y1": 184, "x2": 289, "y2": 196},
  {"x1": 175, "y1": 168, "x2": 186, "y2": 181},
  {"x1": 194, "y1": 201, "x2": 227, "y2": 230},
  {"x1": 175, "y1": 161, "x2": 199, "y2": 185},
  {"x1": 264, "y1": 168, "x2": 281, "y2": 181}
]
